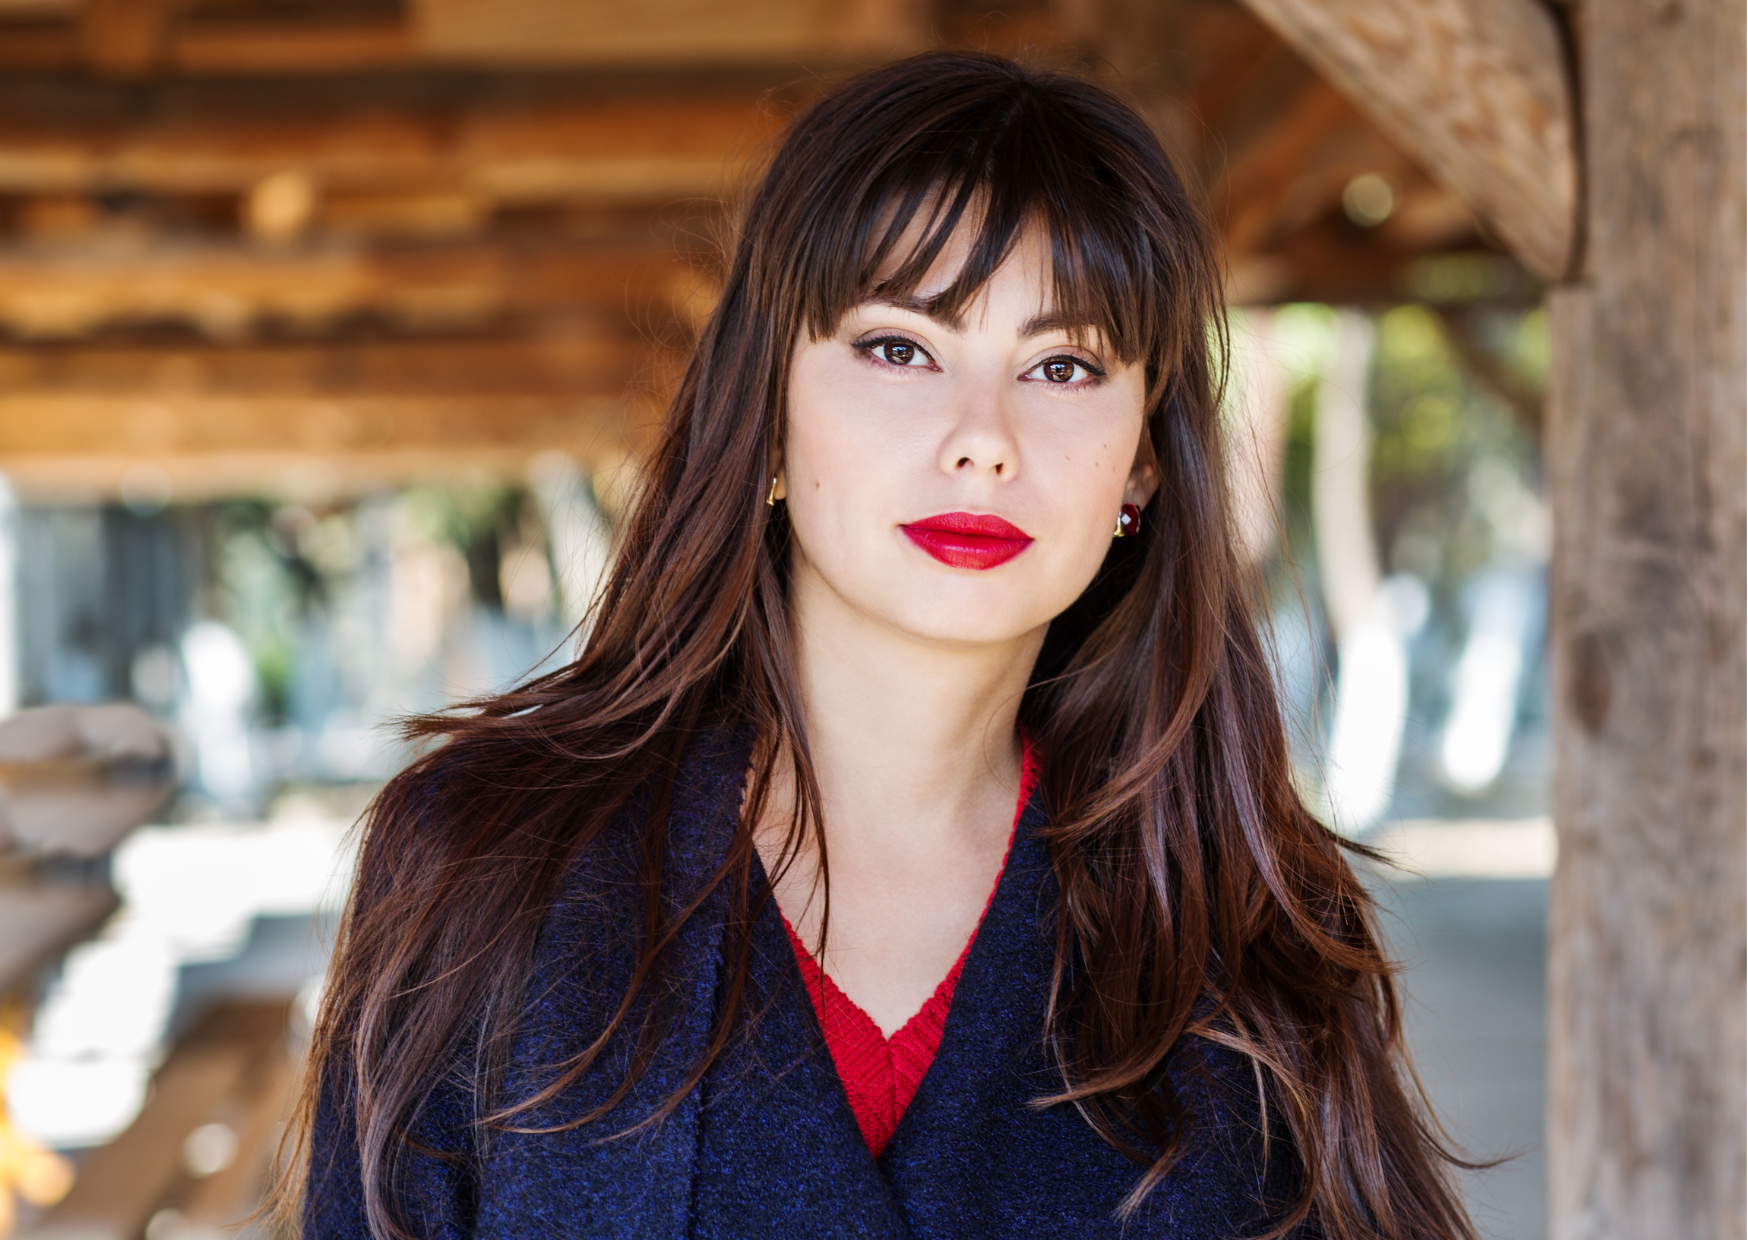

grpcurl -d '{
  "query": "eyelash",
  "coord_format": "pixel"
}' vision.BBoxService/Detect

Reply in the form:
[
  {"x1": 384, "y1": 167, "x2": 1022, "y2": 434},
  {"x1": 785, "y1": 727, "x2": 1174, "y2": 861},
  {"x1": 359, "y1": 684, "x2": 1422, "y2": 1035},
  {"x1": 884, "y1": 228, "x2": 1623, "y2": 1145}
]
[
  {"x1": 852, "y1": 334, "x2": 1106, "y2": 388},
  {"x1": 854, "y1": 335, "x2": 939, "y2": 371},
  {"x1": 1023, "y1": 355, "x2": 1106, "y2": 388}
]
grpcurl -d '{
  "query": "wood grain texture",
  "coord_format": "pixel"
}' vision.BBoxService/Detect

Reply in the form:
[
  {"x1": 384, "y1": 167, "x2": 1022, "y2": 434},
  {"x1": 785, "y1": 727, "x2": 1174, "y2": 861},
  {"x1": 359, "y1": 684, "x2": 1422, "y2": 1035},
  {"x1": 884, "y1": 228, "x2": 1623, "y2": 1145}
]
[
  {"x1": 0, "y1": 95, "x2": 778, "y2": 199},
  {"x1": 0, "y1": 335, "x2": 657, "y2": 499},
  {"x1": 411, "y1": 0, "x2": 928, "y2": 64},
  {"x1": 78, "y1": 0, "x2": 173, "y2": 76},
  {"x1": 1545, "y1": 0, "x2": 1746, "y2": 1235},
  {"x1": 0, "y1": 242, "x2": 703, "y2": 340},
  {"x1": 1235, "y1": 0, "x2": 1576, "y2": 280}
]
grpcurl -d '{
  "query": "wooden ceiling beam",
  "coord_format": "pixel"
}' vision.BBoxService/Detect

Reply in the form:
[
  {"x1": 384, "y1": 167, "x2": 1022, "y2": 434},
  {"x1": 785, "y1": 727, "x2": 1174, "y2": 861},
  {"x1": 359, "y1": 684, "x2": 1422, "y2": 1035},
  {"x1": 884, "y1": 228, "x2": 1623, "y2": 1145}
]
[
  {"x1": 1211, "y1": 72, "x2": 1372, "y2": 257},
  {"x1": 408, "y1": 0, "x2": 930, "y2": 66},
  {"x1": 169, "y1": 18, "x2": 415, "y2": 74},
  {"x1": 79, "y1": 0, "x2": 178, "y2": 76},
  {"x1": 0, "y1": 325, "x2": 671, "y2": 494},
  {"x1": 0, "y1": 94, "x2": 783, "y2": 201},
  {"x1": 1, "y1": 446, "x2": 627, "y2": 504},
  {"x1": 0, "y1": 20, "x2": 415, "y2": 75},
  {"x1": 0, "y1": 0, "x2": 949, "y2": 75},
  {"x1": 0, "y1": 391, "x2": 633, "y2": 456},
  {"x1": 0, "y1": 336, "x2": 662, "y2": 500},
  {"x1": 1179, "y1": 6, "x2": 1321, "y2": 189},
  {"x1": 1233, "y1": 0, "x2": 1578, "y2": 281},
  {"x1": 0, "y1": 240, "x2": 710, "y2": 341},
  {"x1": 0, "y1": 334, "x2": 645, "y2": 397}
]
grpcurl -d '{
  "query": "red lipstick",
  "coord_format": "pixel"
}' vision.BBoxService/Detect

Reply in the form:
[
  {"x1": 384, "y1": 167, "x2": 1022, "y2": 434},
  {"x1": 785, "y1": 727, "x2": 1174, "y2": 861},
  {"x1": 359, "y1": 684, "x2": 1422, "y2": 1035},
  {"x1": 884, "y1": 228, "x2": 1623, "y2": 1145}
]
[{"x1": 900, "y1": 512, "x2": 1034, "y2": 570}]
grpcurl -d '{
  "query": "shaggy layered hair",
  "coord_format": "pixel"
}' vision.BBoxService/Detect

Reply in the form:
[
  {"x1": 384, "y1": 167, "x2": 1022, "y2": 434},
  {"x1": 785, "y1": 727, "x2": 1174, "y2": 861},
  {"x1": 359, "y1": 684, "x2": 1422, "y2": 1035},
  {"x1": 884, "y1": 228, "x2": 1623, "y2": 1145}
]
[{"x1": 286, "y1": 51, "x2": 1476, "y2": 1240}]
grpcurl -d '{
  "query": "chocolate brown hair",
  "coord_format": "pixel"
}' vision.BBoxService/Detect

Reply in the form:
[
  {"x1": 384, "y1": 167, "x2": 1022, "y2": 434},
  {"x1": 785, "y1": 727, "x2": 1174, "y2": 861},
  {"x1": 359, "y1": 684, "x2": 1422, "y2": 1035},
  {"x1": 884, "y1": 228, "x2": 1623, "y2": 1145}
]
[{"x1": 286, "y1": 51, "x2": 1476, "y2": 1240}]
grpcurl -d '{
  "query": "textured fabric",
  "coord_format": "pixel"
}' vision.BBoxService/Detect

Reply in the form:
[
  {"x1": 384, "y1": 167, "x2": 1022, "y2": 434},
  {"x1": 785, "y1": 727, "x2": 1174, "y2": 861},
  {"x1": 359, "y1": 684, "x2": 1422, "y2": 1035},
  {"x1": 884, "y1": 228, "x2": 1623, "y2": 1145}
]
[
  {"x1": 782, "y1": 739, "x2": 1040, "y2": 1156},
  {"x1": 305, "y1": 728, "x2": 1315, "y2": 1239}
]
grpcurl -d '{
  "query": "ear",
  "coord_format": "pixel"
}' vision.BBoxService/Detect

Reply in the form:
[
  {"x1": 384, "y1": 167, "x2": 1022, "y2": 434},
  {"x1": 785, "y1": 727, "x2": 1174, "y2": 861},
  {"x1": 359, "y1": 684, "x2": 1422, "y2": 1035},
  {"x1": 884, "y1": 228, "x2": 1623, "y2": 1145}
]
[
  {"x1": 1123, "y1": 457, "x2": 1158, "y2": 509},
  {"x1": 766, "y1": 440, "x2": 788, "y2": 503},
  {"x1": 769, "y1": 428, "x2": 790, "y2": 500}
]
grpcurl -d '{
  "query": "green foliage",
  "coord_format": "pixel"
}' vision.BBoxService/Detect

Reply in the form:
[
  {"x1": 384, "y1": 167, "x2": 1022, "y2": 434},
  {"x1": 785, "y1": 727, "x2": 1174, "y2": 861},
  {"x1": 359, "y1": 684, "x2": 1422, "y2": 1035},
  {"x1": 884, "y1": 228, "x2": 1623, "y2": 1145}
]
[
  {"x1": 1251, "y1": 300, "x2": 1546, "y2": 612},
  {"x1": 1367, "y1": 305, "x2": 1541, "y2": 593},
  {"x1": 399, "y1": 476, "x2": 526, "y2": 607},
  {"x1": 203, "y1": 477, "x2": 539, "y2": 722},
  {"x1": 211, "y1": 503, "x2": 302, "y2": 724}
]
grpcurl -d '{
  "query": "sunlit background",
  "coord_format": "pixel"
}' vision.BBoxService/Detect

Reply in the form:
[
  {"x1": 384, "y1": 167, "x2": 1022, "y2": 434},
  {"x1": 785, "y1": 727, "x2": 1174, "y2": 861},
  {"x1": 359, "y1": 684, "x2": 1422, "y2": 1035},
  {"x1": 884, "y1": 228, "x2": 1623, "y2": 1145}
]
[{"x1": 0, "y1": 3, "x2": 1556, "y2": 1237}]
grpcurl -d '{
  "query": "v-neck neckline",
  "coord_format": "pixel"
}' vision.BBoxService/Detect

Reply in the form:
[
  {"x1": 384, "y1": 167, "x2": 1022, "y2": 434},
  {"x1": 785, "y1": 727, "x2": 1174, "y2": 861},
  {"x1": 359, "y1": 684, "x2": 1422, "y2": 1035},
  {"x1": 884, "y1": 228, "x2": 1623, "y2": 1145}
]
[{"x1": 775, "y1": 738, "x2": 1039, "y2": 1155}]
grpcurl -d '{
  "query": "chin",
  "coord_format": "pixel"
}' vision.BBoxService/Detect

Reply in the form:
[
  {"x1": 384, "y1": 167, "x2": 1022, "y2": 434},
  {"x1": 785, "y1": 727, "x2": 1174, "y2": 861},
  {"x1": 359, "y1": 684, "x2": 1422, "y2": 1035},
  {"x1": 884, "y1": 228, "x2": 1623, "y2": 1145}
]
[{"x1": 882, "y1": 589, "x2": 1054, "y2": 649}]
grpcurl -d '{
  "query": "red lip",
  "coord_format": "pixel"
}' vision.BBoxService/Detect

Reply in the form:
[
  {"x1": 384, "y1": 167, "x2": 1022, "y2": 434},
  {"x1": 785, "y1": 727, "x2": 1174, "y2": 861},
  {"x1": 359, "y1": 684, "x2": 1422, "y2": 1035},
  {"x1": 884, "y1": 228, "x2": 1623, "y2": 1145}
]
[{"x1": 900, "y1": 511, "x2": 1034, "y2": 570}]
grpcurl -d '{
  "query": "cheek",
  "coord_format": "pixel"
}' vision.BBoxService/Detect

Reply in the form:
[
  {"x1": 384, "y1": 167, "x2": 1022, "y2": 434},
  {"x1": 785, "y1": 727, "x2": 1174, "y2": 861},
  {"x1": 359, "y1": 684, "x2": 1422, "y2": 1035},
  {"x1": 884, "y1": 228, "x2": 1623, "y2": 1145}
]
[
  {"x1": 1031, "y1": 409, "x2": 1144, "y2": 529},
  {"x1": 783, "y1": 349, "x2": 945, "y2": 509},
  {"x1": 1045, "y1": 446, "x2": 1130, "y2": 572},
  {"x1": 782, "y1": 355, "x2": 905, "y2": 545},
  {"x1": 1025, "y1": 414, "x2": 1147, "y2": 593},
  {"x1": 787, "y1": 369, "x2": 857, "y2": 502}
]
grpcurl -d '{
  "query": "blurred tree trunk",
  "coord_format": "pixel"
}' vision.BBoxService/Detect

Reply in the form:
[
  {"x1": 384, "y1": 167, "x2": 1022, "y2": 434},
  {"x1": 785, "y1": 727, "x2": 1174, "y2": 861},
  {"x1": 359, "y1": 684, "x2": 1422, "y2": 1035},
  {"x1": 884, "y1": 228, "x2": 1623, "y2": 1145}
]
[
  {"x1": 1546, "y1": 1, "x2": 1746, "y2": 1237},
  {"x1": 1226, "y1": 309, "x2": 1290, "y2": 566}
]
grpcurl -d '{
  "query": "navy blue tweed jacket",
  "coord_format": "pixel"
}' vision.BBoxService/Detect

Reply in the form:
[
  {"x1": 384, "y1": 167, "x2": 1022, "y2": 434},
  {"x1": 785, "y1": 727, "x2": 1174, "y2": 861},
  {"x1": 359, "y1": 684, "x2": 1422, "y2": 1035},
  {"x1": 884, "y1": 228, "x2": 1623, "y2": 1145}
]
[{"x1": 307, "y1": 730, "x2": 1309, "y2": 1238}]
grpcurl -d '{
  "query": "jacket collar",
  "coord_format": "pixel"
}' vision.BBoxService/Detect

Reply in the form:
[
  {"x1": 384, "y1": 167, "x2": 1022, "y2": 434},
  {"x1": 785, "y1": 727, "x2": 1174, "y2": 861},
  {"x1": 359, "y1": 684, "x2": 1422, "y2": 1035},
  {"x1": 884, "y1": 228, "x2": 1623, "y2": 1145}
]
[{"x1": 485, "y1": 728, "x2": 1290, "y2": 1238}]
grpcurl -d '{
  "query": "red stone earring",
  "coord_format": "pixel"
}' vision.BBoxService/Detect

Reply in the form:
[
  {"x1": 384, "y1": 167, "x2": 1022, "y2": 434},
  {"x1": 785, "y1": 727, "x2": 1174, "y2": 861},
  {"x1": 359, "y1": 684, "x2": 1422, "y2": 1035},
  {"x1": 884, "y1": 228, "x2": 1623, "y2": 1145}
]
[{"x1": 1113, "y1": 503, "x2": 1142, "y2": 538}]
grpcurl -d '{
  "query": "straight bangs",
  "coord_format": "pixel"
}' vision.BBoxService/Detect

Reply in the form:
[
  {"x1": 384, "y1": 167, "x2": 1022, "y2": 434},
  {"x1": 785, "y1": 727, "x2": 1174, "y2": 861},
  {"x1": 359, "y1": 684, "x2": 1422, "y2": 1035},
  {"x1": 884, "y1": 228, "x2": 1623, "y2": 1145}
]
[{"x1": 776, "y1": 70, "x2": 1195, "y2": 386}]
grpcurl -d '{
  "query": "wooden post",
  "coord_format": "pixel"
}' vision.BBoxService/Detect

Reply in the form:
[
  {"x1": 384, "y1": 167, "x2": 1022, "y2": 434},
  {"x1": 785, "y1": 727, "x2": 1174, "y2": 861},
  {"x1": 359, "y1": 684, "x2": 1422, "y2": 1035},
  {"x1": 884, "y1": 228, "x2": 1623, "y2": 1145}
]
[{"x1": 1546, "y1": 1, "x2": 1746, "y2": 1237}]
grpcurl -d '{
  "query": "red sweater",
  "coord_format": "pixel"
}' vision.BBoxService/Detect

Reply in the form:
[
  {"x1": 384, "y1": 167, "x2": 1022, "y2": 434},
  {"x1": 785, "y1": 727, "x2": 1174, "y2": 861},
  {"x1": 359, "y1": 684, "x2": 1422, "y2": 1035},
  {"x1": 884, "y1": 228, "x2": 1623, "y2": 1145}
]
[{"x1": 782, "y1": 740, "x2": 1040, "y2": 1157}]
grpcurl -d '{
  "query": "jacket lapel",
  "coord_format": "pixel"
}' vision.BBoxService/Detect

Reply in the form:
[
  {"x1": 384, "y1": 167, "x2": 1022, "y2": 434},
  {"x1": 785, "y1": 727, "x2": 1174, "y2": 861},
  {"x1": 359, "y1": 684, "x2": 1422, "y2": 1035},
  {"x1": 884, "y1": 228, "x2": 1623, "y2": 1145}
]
[
  {"x1": 879, "y1": 795, "x2": 1297, "y2": 1239},
  {"x1": 688, "y1": 884, "x2": 910, "y2": 1238},
  {"x1": 480, "y1": 735, "x2": 1294, "y2": 1239},
  {"x1": 477, "y1": 727, "x2": 907, "y2": 1238}
]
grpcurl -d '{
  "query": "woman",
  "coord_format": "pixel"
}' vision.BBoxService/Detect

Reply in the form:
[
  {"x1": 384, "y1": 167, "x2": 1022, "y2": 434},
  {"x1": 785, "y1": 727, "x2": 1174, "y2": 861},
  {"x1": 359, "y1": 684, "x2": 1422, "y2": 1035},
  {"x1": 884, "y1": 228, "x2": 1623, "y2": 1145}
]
[{"x1": 295, "y1": 52, "x2": 1477, "y2": 1239}]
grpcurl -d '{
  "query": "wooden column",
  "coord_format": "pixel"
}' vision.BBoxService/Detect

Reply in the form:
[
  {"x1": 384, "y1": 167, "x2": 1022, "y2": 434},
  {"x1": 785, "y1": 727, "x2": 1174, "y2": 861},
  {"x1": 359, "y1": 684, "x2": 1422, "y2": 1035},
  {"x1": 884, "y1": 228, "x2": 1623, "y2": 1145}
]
[{"x1": 1546, "y1": 2, "x2": 1746, "y2": 1237}]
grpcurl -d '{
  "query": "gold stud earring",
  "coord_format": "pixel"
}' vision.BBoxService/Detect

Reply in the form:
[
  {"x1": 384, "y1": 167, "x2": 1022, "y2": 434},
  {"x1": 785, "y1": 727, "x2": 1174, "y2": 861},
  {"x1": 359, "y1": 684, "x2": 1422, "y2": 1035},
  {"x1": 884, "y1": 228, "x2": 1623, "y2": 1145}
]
[{"x1": 766, "y1": 476, "x2": 780, "y2": 506}]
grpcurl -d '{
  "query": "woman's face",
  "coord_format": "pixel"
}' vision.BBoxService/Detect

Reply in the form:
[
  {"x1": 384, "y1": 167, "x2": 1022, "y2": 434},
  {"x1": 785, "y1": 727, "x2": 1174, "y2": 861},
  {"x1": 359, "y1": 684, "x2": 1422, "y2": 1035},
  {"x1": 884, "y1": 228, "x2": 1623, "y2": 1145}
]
[{"x1": 781, "y1": 223, "x2": 1155, "y2": 650}]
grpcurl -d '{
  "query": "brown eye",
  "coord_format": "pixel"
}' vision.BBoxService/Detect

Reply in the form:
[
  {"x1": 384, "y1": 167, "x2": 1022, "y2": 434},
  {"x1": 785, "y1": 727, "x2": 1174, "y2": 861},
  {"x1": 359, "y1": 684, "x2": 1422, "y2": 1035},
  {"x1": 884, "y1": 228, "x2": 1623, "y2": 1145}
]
[
  {"x1": 1043, "y1": 358, "x2": 1077, "y2": 383},
  {"x1": 882, "y1": 341, "x2": 916, "y2": 366}
]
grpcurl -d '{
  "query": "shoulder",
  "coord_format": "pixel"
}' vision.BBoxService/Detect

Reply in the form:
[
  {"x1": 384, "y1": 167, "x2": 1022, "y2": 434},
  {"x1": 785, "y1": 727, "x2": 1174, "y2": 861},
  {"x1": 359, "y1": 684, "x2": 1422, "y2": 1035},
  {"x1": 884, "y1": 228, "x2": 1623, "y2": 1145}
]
[
  {"x1": 541, "y1": 722, "x2": 751, "y2": 911},
  {"x1": 519, "y1": 721, "x2": 751, "y2": 1015}
]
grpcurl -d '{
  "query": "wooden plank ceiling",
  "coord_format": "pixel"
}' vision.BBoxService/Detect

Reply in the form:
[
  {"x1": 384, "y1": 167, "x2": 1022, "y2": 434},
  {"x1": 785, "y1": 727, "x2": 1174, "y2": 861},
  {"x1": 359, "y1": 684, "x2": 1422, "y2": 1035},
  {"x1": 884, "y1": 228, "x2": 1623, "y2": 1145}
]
[{"x1": 0, "y1": 0, "x2": 1535, "y2": 500}]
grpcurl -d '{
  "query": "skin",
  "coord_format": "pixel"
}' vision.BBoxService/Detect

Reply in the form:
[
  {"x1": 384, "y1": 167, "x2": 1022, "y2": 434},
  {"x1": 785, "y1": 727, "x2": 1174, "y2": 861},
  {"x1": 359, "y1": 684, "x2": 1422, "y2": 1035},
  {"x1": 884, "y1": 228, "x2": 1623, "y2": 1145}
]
[{"x1": 756, "y1": 222, "x2": 1157, "y2": 1037}]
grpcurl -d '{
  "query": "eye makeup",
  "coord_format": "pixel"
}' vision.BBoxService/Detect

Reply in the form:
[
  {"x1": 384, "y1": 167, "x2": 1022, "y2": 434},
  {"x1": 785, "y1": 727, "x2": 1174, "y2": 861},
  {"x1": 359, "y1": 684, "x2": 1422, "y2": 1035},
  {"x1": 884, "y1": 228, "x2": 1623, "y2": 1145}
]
[
  {"x1": 852, "y1": 333, "x2": 939, "y2": 370},
  {"x1": 852, "y1": 331, "x2": 1108, "y2": 388},
  {"x1": 1023, "y1": 353, "x2": 1106, "y2": 387}
]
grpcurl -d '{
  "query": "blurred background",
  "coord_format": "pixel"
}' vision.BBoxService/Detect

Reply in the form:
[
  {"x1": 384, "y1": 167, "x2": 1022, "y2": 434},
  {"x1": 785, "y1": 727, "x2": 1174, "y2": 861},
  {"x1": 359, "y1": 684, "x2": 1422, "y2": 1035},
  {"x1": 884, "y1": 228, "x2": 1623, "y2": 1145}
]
[{"x1": 0, "y1": 2, "x2": 1555, "y2": 1237}]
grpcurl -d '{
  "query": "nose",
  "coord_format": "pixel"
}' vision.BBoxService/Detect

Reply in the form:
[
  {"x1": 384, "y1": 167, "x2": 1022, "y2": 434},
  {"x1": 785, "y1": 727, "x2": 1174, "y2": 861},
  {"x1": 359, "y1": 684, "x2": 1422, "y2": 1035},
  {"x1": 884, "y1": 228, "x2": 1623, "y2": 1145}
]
[{"x1": 937, "y1": 382, "x2": 1019, "y2": 480}]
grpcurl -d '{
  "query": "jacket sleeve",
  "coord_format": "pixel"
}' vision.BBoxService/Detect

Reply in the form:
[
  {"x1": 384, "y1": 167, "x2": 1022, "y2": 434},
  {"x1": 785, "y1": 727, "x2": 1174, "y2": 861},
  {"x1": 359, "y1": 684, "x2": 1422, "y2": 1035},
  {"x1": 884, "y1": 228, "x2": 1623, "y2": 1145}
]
[{"x1": 304, "y1": 1055, "x2": 479, "y2": 1240}]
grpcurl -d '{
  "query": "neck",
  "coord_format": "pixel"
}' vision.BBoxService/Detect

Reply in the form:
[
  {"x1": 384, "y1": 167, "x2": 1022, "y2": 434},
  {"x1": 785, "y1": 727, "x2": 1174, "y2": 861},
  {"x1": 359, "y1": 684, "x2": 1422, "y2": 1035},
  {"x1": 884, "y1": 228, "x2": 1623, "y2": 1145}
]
[{"x1": 784, "y1": 569, "x2": 1039, "y2": 851}]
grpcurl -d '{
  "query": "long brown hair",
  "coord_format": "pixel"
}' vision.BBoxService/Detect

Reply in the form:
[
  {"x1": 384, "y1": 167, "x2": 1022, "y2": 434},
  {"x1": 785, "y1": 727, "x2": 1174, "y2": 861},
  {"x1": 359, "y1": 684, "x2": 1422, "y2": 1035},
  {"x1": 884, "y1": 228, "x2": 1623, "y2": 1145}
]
[{"x1": 288, "y1": 52, "x2": 1477, "y2": 1240}]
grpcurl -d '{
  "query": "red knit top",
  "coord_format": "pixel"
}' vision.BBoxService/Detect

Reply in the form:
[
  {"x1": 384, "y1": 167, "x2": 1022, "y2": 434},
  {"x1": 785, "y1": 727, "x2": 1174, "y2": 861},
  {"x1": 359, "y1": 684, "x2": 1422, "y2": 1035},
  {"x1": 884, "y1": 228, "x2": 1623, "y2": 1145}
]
[{"x1": 781, "y1": 739, "x2": 1040, "y2": 1158}]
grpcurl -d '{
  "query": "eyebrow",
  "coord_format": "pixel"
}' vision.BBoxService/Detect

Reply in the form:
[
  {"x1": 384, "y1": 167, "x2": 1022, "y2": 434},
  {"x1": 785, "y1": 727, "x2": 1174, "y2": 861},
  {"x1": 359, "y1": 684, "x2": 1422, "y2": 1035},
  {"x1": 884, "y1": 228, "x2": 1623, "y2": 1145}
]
[{"x1": 867, "y1": 293, "x2": 1098, "y2": 342}]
